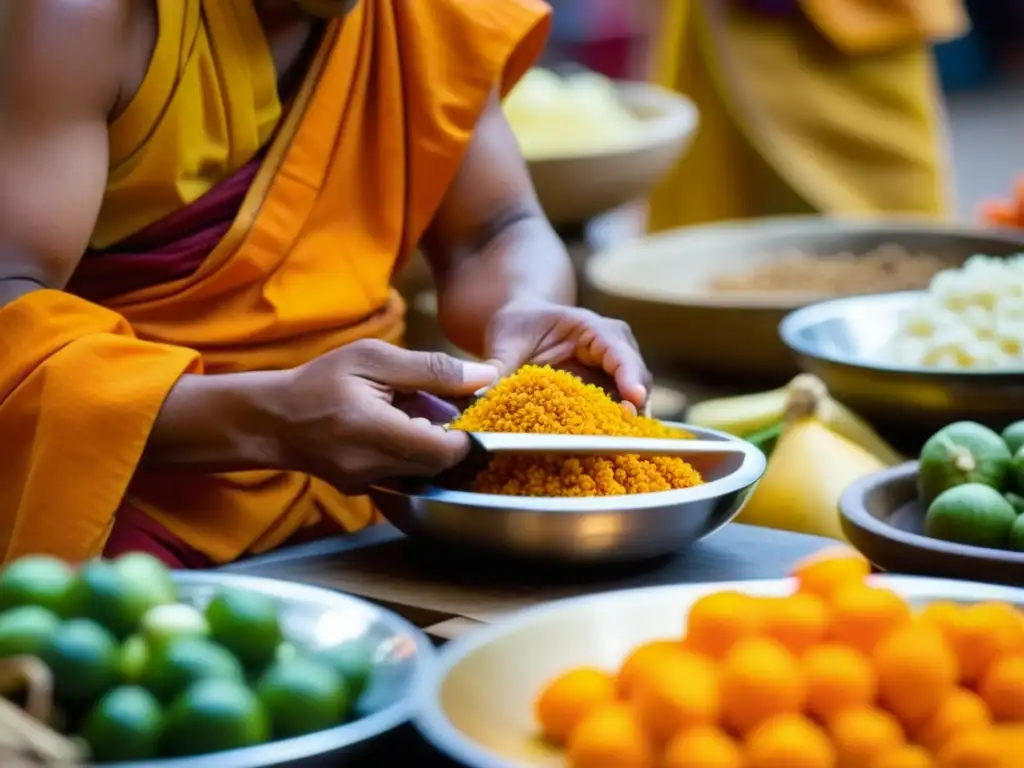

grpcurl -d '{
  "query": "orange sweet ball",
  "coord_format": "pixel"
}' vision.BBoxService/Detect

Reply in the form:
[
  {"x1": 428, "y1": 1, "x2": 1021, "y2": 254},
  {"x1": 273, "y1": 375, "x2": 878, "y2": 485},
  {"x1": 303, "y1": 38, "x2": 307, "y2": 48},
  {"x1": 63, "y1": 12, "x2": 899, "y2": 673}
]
[
  {"x1": 567, "y1": 703, "x2": 655, "y2": 768},
  {"x1": 873, "y1": 622, "x2": 959, "y2": 728},
  {"x1": 915, "y1": 688, "x2": 993, "y2": 753},
  {"x1": 978, "y1": 655, "x2": 1024, "y2": 723},
  {"x1": 791, "y1": 547, "x2": 871, "y2": 601},
  {"x1": 935, "y1": 727, "x2": 1004, "y2": 768},
  {"x1": 535, "y1": 667, "x2": 617, "y2": 745},
  {"x1": 633, "y1": 650, "x2": 721, "y2": 743},
  {"x1": 868, "y1": 744, "x2": 935, "y2": 768},
  {"x1": 685, "y1": 591, "x2": 763, "y2": 658},
  {"x1": 828, "y1": 584, "x2": 912, "y2": 655},
  {"x1": 947, "y1": 603, "x2": 1024, "y2": 687},
  {"x1": 828, "y1": 706, "x2": 905, "y2": 768},
  {"x1": 802, "y1": 643, "x2": 878, "y2": 721},
  {"x1": 759, "y1": 594, "x2": 829, "y2": 656},
  {"x1": 617, "y1": 640, "x2": 688, "y2": 700},
  {"x1": 720, "y1": 637, "x2": 806, "y2": 735},
  {"x1": 662, "y1": 725, "x2": 744, "y2": 768},
  {"x1": 744, "y1": 713, "x2": 836, "y2": 768},
  {"x1": 919, "y1": 601, "x2": 963, "y2": 639}
]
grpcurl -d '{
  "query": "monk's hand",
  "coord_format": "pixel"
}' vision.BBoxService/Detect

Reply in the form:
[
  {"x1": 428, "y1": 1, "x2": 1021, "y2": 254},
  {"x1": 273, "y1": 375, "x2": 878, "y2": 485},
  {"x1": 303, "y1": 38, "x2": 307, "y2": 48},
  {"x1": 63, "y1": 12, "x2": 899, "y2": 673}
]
[
  {"x1": 281, "y1": 340, "x2": 498, "y2": 492},
  {"x1": 485, "y1": 299, "x2": 652, "y2": 411}
]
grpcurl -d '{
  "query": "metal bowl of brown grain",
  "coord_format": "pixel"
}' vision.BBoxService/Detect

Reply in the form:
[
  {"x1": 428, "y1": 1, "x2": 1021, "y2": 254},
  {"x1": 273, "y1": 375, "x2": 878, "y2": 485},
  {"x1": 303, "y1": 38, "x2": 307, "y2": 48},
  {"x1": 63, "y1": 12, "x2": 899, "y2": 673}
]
[{"x1": 584, "y1": 216, "x2": 1024, "y2": 381}]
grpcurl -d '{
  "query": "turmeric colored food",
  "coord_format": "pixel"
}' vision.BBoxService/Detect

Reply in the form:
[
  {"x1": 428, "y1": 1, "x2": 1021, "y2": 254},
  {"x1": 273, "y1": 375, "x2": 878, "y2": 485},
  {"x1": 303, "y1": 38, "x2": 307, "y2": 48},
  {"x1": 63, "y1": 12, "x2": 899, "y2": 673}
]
[
  {"x1": 451, "y1": 366, "x2": 703, "y2": 497},
  {"x1": 535, "y1": 547, "x2": 1024, "y2": 768}
]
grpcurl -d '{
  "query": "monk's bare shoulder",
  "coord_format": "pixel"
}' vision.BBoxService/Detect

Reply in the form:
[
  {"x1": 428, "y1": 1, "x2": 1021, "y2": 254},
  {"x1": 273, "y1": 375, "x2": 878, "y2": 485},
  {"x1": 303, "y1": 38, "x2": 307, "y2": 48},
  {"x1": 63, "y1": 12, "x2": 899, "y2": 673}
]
[{"x1": 0, "y1": 0, "x2": 130, "y2": 118}]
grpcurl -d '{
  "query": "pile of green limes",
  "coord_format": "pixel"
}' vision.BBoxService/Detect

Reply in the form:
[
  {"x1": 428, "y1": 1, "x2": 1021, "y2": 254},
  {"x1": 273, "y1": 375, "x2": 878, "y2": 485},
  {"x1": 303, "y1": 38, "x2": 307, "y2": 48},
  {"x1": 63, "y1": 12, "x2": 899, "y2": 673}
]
[
  {"x1": 0, "y1": 553, "x2": 375, "y2": 763},
  {"x1": 918, "y1": 420, "x2": 1024, "y2": 551}
]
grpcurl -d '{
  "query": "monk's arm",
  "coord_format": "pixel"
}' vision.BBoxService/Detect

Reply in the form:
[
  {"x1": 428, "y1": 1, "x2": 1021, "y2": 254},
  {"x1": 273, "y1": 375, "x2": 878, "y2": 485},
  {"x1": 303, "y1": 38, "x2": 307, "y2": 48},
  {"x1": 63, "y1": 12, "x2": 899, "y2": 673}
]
[
  {"x1": 420, "y1": 92, "x2": 576, "y2": 357},
  {"x1": 0, "y1": 0, "x2": 123, "y2": 306},
  {"x1": 0, "y1": 1, "x2": 290, "y2": 473}
]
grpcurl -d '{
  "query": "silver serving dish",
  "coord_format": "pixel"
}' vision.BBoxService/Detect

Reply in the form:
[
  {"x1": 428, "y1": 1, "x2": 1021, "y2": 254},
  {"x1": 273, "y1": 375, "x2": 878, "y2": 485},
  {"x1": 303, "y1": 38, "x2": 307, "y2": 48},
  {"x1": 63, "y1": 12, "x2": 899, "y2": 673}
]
[
  {"x1": 369, "y1": 425, "x2": 766, "y2": 564},
  {"x1": 780, "y1": 291, "x2": 1024, "y2": 430},
  {"x1": 416, "y1": 576, "x2": 1024, "y2": 768},
  {"x1": 105, "y1": 572, "x2": 434, "y2": 768}
]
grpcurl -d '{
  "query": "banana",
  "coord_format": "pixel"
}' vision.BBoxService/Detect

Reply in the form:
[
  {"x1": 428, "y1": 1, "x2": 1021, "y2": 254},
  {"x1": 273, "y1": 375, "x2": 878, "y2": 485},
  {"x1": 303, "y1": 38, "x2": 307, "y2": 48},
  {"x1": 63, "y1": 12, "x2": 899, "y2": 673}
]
[
  {"x1": 687, "y1": 376, "x2": 904, "y2": 467},
  {"x1": 686, "y1": 386, "x2": 788, "y2": 436}
]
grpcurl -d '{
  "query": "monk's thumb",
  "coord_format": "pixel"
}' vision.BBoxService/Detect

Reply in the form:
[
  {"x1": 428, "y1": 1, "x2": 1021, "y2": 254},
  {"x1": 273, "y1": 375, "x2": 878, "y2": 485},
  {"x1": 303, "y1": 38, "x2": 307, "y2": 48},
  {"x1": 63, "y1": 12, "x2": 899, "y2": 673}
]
[{"x1": 352, "y1": 343, "x2": 497, "y2": 395}]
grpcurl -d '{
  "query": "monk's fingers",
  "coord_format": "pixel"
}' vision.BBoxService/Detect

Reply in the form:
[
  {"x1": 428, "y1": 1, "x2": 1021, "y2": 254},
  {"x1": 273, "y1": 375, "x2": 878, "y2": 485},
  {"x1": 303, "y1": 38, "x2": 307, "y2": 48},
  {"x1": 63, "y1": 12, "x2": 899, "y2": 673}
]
[
  {"x1": 360, "y1": 402, "x2": 471, "y2": 474},
  {"x1": 344, "y1": 339, "x2": 497, "y2": 396}
]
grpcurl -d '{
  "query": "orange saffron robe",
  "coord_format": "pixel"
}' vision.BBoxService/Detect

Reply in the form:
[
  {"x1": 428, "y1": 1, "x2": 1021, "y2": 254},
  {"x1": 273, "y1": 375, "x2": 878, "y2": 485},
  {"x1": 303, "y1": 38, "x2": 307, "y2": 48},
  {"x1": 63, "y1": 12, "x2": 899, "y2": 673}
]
[{"x1": 0, "y1": 0, "x2": 550, "y2": 564}]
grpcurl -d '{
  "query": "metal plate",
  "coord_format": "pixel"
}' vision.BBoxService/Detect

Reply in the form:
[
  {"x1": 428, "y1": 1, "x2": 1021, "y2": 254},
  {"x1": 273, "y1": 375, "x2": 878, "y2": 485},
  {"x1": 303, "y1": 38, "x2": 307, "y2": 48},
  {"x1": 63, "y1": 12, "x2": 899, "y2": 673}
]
[
  {"x1": 369, "y1": 425, "x2": 766, "y2": 564},
  {"x1": 104, "y1": 572, "x2": 435, "y2": 768},
  {"x1": 416, "y1": 576, "x2": 1024, "y2": 768}
]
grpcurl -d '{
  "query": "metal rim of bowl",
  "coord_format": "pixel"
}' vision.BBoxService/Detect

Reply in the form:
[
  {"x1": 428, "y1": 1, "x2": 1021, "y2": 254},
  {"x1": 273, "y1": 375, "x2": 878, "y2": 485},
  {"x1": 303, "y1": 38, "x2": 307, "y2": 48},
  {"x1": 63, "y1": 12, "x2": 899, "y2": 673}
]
[
  {"x1": 586, "y1": 216, "x2": 1024, "y2": 311},
  {"x1": 779, "y1": 290, "x2": 1024, "y2": 378},
  {"x1": 414, "y1": 576, "x2": 1024, "y2": 768},
  {"x1": 371, "y1": 425, "x2": 767, "y2": 514},
  {"x1": 107, "y1": 572, "x2": 436, "y2": 768},
  {"x1": 839, "y1": 463, "x2": 1024, "y2": 566}
]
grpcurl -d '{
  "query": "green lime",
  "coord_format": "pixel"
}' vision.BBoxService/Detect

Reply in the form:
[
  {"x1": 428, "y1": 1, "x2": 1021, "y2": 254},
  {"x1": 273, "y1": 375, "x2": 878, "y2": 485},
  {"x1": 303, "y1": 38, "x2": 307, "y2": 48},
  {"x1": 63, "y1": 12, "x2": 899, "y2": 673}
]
[
  {"x1": 140, "y1": 602, "x2": 210, "y2": 648},
  {"x1": 120, "y1": 634, "x2": 150, "y2": 683},
  {"x1": 0, "y1": 556, "x2": 75, "y2": 615},
  {"x1": 256, "y1": 658, "x2": 347, "y2": 739},
  {"x1": 0, "y1": 605, "x2": 61, "y2": 659},
  {"x1": 205, "y1": 590, "x2": 282, "y2": 671},
  {"x1": 160, "y1": 678, "x2": 269, "y2": 757},
  {"x1": 68, "y1": 561, "x2": 160, "y2": 639},
  {"x1": 142, "y1": 636, "x2": 245, "y2": 703},
  {"x1": 918, "y1": 422, "x2": 1012, "y2": 505},
  {"x1": 1012, "y1": 445, "x2": 1024, "y2": 495},
  {"x1": 113, "y1": 553, "x2": 177, "y2": 605},
  {"x1": 1011, "y1": 514, "x2": 1024, "y2": 552},
  {"x1": 313, "y1": 639, "x2": 375, "y2": 704},
  {"x1": 1007, "y1": 492, "x2": 1024, "y2": 516},
  {"x1": 39, "y1": 619, "x2": 120, "y2": 707},
  {"x1": 79, "y1": 685, "x2": 162, "y2": 762},
  {"x1": 925, "y1": 483, "x2": 1018, "y2": 550},
  {"x1": 1003, "y1": 420, "x2": 1024, "y2": 455}
]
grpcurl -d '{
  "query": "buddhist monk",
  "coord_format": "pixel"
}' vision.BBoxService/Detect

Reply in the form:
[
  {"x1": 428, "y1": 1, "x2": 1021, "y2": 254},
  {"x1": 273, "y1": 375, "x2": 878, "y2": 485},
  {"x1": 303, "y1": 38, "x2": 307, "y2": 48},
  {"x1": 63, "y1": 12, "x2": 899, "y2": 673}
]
[
  {"x1": 648, "y1": 0, "x2": 967, "y2": 229},
  {"x1": 0, "y1": 0, "x2": 651, "y2": 568}
]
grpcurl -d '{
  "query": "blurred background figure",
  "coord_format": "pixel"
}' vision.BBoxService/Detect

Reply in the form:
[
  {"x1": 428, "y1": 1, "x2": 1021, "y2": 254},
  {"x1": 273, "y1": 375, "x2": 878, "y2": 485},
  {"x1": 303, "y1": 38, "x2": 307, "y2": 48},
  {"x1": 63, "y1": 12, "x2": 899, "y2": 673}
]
[{"x1": 647, "y1": 0, "x2": 968, "y2": 230}]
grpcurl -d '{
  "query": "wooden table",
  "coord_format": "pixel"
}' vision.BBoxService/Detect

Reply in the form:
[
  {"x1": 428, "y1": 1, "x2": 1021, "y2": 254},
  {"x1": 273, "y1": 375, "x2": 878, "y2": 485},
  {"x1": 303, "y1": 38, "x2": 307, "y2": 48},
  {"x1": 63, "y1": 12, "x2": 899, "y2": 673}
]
[{"x1": 225, "y1": 523, "x2": 835, "y2": 765}]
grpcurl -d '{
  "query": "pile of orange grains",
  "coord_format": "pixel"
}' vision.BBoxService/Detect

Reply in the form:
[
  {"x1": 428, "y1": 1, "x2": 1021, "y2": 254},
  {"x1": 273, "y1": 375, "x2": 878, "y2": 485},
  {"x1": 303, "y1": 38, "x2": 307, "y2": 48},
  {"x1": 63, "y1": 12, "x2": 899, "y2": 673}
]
[
  {"x1": 450, "y1": 366, "x2": 702, "y2": 497},
  {"x1": 535, "y1": 547, "x2": 1024, "y2": 768}
]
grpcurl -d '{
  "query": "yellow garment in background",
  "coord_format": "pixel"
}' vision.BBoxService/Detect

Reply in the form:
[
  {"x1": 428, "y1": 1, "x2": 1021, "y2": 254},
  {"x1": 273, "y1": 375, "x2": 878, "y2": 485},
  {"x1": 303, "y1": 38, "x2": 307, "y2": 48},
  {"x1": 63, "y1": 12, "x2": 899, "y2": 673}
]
[{"x1": 647, "y1": 0, "x2": 967, "y2": 231}]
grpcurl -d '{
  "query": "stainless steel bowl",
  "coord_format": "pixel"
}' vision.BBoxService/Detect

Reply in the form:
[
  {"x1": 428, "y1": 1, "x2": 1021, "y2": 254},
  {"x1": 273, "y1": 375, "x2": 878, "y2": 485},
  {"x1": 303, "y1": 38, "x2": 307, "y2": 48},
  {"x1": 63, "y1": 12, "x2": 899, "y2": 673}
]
[
  {"x1": 780, "y1": 291, "x2": 1024, "y2": 431},
  {"x1": 107, "y1": 572, "x2": 434, "y2": 768},
  {"x1": 369, "y1": 425, "x2": 766, "y2": 564}
]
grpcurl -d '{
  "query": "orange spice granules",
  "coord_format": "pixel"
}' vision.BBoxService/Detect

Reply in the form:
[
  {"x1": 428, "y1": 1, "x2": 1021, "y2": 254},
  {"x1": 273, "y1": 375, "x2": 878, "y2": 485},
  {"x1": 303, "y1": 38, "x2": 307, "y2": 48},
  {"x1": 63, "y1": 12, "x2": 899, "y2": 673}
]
[{"x1": 450, "y1": 365, "x2": 703, "y2": 497}]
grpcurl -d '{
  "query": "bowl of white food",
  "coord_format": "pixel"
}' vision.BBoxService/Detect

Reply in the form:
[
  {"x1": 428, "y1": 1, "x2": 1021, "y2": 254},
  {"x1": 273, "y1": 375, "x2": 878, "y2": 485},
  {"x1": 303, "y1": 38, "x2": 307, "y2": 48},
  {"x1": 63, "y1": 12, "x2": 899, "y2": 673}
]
[
  {"x1": 503, "y1": 68, "x2": 698, "y2": 227},
  {"x1": 779, "y1": 254, "x2": 1024, "y2": 432}
]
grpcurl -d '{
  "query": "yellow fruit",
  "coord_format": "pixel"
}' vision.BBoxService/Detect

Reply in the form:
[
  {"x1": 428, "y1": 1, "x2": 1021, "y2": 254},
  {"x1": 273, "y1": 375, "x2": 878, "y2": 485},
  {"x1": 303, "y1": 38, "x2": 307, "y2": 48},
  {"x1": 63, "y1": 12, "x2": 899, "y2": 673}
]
[
  {"x1": 685, "y1": 387, "x2": 789, "y2": 438},
  {"x1": 737, "y1": 419, "x2": 886, "y2": 540},
  {"x1": 802, "y1": 643, "x2": 878, "y2": 720},
  {"x1": 633, "y1": 650, "x2": 720, "y2": 743}
]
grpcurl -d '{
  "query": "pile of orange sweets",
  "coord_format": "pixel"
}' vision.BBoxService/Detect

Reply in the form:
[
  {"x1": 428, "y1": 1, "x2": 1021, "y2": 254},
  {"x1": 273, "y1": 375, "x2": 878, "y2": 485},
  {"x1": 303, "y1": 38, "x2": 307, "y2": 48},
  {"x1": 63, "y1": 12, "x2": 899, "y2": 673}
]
[{"x1": 535, "y1": 548, "x2": 1024, "y2": 768}]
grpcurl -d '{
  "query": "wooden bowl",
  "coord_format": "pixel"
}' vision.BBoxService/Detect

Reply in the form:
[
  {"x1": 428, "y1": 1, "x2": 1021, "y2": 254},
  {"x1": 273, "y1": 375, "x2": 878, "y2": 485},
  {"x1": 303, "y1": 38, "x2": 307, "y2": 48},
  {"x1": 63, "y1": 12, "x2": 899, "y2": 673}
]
[
  {"x1": 526, "y1": 83, "x2": 697, "y2": 227},
  {"x1": 840, "y1": 462, "x2": 1024, "y2": 586},
  {"x1": 416, "y1": 577, "x2": 1024, "y2": 768},
  {"x1": 585, "y1": 217, "x2": 1024, "y2": 381}
]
